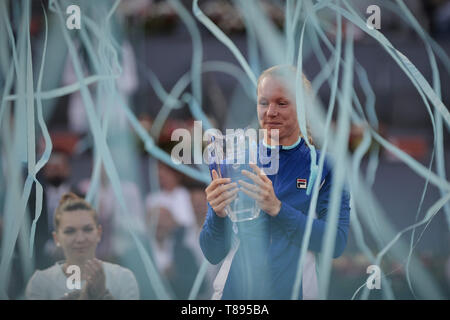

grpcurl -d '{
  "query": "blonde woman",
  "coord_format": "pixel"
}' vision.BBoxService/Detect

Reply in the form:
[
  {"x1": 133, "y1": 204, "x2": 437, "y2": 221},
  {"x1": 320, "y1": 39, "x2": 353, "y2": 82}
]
[
  {"x1": 201, "y1": 65, "x2": 351, "y2": 299},
  {"x1": 26, "y1": 193, "x2": 139, "y2": 300}
]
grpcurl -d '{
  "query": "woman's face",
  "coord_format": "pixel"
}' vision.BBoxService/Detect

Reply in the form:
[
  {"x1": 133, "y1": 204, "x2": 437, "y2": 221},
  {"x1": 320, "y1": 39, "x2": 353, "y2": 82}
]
[
  {"x1": 257, "y1": 75, "x2": 300, "y2": 145},
  {"x1": 53, "y1": 210, "x2": 101, "y2": 263}
]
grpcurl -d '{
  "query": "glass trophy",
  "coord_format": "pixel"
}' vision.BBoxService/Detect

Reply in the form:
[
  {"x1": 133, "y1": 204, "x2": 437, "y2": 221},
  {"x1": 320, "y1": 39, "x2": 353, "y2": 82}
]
[{"x1": 207, "y1": 131, "x2": 260, "y2": 223}]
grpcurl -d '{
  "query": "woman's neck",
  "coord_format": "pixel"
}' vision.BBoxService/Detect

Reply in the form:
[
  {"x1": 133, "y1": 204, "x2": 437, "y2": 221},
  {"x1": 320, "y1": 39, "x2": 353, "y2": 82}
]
[{"x1": 280, "y1": 135, "x2": 301, "y2": 147}]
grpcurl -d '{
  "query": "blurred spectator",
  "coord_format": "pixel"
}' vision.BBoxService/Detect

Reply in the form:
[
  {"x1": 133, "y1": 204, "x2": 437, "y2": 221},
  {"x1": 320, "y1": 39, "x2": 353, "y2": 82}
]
[
  {"x1": 189, "y1": 185, "x2": 208, "y2": 232},
  {"x1": 25, "y1": 192, "x2": 139, "y2": 299},
  {"x1": 145, "y1": 162, "x2": 198, "y2": 255},
  {"x1": 100, "y1": 181, "x2": 146, "y2": 259},
  {"x1": 148, "y1": 205, "x2": 201, "y2": 298},
  {"x1": 31, "y1": 150, "x2": 80, "y2": 270},
  {"x1": 119, "y1": 205, "x2": 204, "y2": 299}
]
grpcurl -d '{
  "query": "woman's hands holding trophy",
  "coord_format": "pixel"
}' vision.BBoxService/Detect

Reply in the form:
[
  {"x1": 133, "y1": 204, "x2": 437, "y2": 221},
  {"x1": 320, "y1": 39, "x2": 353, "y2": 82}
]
[
  {"x1": 239, "y1": 164, "x2": 281, "y2": 217},
  {"x1": 206, "y1": 164, "x2": 281, "y2": 219},
  {"x1": 206, "y1": 169, "x2": 239, "y2": 217}
]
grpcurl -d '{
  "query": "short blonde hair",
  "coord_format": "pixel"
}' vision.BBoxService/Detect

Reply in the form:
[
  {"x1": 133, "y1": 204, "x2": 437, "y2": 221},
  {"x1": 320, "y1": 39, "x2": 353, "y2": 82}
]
[
  {"x1": 257, "y1": 65, "x2": 312, "y2": 91},
  {"x1": 257, "y1": 65, "x2": 314, "y2": 145},
  {"x1": 54, "y1": 192, "x2": 99, "y2": 231}
]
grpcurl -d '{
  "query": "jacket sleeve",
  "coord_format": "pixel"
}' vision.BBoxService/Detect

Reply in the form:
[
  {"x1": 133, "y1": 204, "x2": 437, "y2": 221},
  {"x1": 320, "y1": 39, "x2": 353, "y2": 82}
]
[
  {"x1": 199, "y1": 203, "x2": 232, "y2": 265},
  {"x1": 274, "y1": 169, "x2": 351, "y2": 258}
]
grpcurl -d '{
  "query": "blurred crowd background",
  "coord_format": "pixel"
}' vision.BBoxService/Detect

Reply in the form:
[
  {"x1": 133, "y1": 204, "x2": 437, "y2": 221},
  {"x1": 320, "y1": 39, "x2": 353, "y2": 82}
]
[{"x1": 1, "y1": 0, "x2": 449, "y2": 299}]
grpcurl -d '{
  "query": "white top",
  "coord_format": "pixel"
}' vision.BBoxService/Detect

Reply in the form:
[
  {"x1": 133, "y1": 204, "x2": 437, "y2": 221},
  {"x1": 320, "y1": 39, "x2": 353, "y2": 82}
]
[
  {"x1": 146, "y1": 187, "x2": 196, "y2": 228},
  {"x1": 150, "y1": 237, "x2": 174, "y2": 274},
  {"x1": 25, "y1": 261, "x2": 139, "y2": 300},
  {"x1": 146, "y1": 187, "x2": 199, "y2": 256}
]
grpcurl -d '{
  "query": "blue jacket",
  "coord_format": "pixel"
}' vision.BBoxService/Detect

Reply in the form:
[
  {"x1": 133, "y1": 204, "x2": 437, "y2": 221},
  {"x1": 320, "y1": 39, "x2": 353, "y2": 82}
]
[{"x1": 200, "y1": 138, "x2": 351, "y2": 299}]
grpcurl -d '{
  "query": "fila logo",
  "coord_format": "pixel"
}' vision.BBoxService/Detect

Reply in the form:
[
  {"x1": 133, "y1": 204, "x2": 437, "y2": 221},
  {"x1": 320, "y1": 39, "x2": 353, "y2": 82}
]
[
  {"x1": 296, "y1": 178, "x2": 326, "y2": 190},
  {"x1": 297, "y1": 178, "x2": 307, "y2": 189}
]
